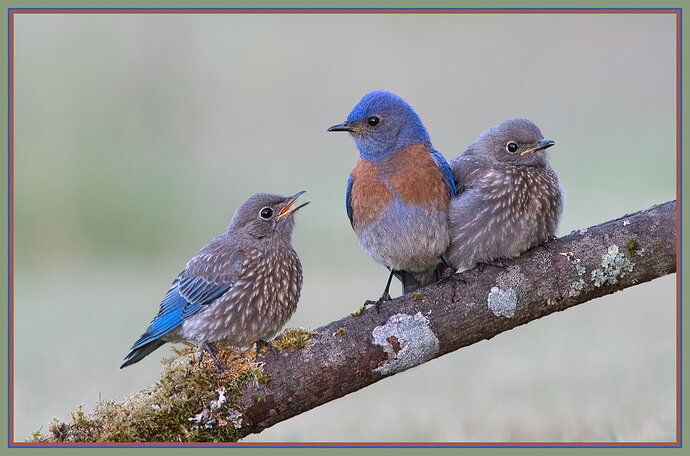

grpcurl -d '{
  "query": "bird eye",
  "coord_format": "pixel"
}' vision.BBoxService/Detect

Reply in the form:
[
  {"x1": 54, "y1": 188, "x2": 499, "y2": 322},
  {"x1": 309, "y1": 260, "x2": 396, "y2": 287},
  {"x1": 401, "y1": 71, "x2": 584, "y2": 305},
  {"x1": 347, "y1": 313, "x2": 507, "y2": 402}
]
[
  {"x1": 506, "y1": 141, "x2": 519, "y2": 153},
  {"x1": 367, "y1": 116, "x2": 380, "y2": 126},
  {"x1": 259, "y1": 207, "x2": 273, "y2": 219}
]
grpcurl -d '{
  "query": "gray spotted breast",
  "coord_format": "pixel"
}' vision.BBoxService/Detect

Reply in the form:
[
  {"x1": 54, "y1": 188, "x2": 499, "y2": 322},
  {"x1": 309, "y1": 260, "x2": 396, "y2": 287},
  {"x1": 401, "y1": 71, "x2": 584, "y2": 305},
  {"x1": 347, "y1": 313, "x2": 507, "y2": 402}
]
[
  {"x1": 447, "y1": 163, "x2": 563, "y2": 270},
  {"x1": 179, "y1": 246, "x2": 303, "y2": 347}
]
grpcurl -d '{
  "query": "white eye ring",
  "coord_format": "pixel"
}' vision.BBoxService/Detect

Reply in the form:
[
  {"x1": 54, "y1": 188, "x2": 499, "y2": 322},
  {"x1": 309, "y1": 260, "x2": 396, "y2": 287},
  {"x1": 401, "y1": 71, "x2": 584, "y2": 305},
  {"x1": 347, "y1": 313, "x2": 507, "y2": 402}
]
[
  {"x1": 258, "y1": 207, "x2": 273, "y2": 219},
  {"x1": 506, "y1": 141, "x2": 519, "y2": 153}
]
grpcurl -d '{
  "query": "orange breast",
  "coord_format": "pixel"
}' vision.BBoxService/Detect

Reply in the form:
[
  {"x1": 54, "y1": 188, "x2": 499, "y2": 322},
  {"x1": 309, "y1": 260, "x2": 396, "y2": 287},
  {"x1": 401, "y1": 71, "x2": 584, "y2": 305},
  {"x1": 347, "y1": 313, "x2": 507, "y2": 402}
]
[
  {"x1": 350, "y1": 144, "x2": 450, "y2": 226},
  {"x1": 389, "y1": 144, "x2": 450, "y2": 211},
  {"x1": 350, "y1": 159, "x2": 393, "y2": 226}
]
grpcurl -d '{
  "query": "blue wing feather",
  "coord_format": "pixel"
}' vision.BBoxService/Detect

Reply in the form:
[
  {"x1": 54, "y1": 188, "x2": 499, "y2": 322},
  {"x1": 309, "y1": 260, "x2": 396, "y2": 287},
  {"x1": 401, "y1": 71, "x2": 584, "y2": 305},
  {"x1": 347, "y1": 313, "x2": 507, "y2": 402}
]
[
  {"x1": 431, "y1": 149, "x2": 457, "y2": 197},
  {"x1": 178, "y1": 275, "x2": 232, "y2": 319},
  {"x1": 122, "y1": 237, "x2": 242, "y2": 368},
  {"x1": 345, "y1": 172, "x2": 354, "y2": 228},
  {"x1": 125, "y1": 275, "x2": 232, "y2": 351}
]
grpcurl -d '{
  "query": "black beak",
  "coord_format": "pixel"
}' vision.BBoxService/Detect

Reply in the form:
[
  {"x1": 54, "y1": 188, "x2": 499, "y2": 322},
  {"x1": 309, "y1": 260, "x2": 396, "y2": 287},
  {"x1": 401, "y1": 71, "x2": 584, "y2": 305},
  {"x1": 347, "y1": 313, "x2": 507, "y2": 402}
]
[
  {"x1": 537, "y1": 139, "x2": 556, "y2": 150},
  {"x1": 327, "y1": 122, "x2": 352, "y2": 132}
]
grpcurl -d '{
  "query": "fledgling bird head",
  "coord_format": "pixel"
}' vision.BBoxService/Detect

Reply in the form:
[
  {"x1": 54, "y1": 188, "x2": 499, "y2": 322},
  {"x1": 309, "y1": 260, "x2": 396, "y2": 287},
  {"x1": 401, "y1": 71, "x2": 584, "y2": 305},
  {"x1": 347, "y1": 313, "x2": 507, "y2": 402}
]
[
  {"x1": 327, "y1": 91, "x2": 431, "y2": 160},
  {"x1": 229, "y1": 191, "x2": 309, "y2": 243},
  {"x1": 471, "y1": 118, "x2": 555, "y2": 166}
]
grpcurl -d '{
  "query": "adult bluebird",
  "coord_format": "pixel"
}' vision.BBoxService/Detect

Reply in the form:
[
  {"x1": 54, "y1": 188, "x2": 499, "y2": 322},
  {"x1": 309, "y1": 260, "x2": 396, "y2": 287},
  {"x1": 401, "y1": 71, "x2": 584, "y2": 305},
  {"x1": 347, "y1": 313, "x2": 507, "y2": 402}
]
[
  {"x1": 327, "y1": 91, "x2": 456, "y2": 304},
  {"x1": 446, "y1": 118, "x2": 563, "y2": 270},
  {"x1": 121, "y1": 192, "x2": 309, "y2": 369}
]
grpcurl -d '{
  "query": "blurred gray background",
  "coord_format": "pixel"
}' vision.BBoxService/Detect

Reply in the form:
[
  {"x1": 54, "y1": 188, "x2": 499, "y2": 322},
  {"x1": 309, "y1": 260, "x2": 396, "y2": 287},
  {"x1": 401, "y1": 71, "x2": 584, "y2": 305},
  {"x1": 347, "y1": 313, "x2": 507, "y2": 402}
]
[{"x1": 14, "y1": 13, "x2": 676, "y2": 441}]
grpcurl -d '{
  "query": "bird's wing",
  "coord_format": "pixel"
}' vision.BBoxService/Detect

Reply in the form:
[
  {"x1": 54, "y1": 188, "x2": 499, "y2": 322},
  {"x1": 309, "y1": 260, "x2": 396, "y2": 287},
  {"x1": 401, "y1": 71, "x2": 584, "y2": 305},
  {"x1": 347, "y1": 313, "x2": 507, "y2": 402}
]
[
  {"x1": 345, "y1": 171, "x2": 355, "y2": 228},
  {"x1": 430, "y1": 149, "x2": 458, "y2": 197},
  {"x1": 127, "y1": 235, "x2": 243, "y2": 350},
  {"x1": 178, "y1": 235, "x2": 245, "y2": 318},
  {"x1": 449, "y1": 153, "x2": 488, "y2": 196},
  {"x1": 177, "y1": 275, "x2": 234, "y2": 319}
]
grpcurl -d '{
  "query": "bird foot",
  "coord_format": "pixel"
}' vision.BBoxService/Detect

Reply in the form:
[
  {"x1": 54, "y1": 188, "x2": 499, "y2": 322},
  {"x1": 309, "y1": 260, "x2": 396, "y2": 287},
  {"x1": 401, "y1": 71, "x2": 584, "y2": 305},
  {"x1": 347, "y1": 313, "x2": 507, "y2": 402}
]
[
  {"x1": 538, "y1": 236, "x2": 557, "y2": 252},
  {"x1": 254, "y1": 338, "x2": 277, "y2": 356},
  {"x1": 201, "y1": 342, "x2": 225, "y2": 372},
  {"x1": 448, "y1": 275, "x2": 467, "y2": 286},
  {"x1": 364, "y1": 291, "x2": 392, "y2": 313},
  {"x1": 439, "y1": 263, "x2": 456, "y2": 281},
  {"x1": 437, "y1": 257, "x2": 457, "y2": 282},
  {"x1": 476, "y1": 259, "x2": 507, "y2": 272}
]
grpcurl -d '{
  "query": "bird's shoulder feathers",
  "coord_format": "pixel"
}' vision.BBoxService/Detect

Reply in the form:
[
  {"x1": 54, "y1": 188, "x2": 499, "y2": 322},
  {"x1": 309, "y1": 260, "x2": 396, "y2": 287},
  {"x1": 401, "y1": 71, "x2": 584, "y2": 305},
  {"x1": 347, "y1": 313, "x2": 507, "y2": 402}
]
[
  {"x1": 450, "y1": 152, "x2": 496, "y2": 194},
  {"x1": 184, "y1": 233, "x2": 245, "y2": 284}
]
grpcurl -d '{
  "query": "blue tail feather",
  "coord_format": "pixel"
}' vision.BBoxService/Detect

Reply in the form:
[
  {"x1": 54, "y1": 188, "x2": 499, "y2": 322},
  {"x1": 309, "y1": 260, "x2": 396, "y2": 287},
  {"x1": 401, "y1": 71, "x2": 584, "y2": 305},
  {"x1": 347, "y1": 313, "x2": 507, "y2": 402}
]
[
  {"x1": 120, "y1": 339, "x2": 166, "y2": 369},
  {"x1": 120, "y1": 286, "x2": 187, "y2": 368}
]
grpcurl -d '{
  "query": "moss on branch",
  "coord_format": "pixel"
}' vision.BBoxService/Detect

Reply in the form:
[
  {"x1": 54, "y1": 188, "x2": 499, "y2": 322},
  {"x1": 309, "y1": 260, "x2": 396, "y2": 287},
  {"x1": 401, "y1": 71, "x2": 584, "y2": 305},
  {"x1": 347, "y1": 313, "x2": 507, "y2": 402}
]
[
  {"x1": 30, "y1": 345, "x2": 267, "y2": 443},
  {"x1": 30, "y1": 328, "x2": 318, "y2": 443}
]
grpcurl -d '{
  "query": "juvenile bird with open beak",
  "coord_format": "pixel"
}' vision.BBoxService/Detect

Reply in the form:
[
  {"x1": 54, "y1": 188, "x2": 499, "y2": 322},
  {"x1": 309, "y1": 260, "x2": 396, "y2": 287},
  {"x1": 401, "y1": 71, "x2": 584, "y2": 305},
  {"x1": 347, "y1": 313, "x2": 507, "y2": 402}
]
[
  {"x1": 121, "y1": 191, "x2": 309, "y2": 370},
  {"x1": 446, "y1": 118, "x2": 564, "y2": 270}
]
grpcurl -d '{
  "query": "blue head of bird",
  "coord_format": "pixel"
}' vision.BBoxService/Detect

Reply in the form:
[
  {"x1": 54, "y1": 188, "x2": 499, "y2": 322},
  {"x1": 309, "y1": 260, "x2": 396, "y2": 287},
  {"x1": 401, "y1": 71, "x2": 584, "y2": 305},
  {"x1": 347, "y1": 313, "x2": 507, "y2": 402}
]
[{"x1": 328, "y1": 91, "x2": 431, "y2": 161}]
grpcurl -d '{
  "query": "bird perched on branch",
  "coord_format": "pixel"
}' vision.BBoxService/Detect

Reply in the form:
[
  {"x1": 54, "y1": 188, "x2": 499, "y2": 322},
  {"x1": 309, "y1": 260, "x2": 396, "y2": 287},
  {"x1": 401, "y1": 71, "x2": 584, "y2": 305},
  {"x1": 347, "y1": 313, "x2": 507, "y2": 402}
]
[
  {"x1": 445, "y1": 118, "x2": 563, "y2": 270},
  {"x1": 121, "y1": 192, "x2": 308, "y2": 370},
  {"x1": 328, "y1": 91, "x2": 456, "y2": 305}
]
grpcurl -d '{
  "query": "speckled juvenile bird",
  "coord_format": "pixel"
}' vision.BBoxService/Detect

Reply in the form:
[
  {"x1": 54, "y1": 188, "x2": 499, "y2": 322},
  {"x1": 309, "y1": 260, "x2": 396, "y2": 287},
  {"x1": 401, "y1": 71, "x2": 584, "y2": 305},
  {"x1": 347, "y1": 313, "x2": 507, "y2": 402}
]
[
  {"x1": 121, "y1": 192, "x2": 308, "y2": 369},
  {"x1": 328, "y1": 91, "x2": 456, "y2": 303},
  {"x1": 445, "y1": 118, "x2": 563, "y2": 270}
]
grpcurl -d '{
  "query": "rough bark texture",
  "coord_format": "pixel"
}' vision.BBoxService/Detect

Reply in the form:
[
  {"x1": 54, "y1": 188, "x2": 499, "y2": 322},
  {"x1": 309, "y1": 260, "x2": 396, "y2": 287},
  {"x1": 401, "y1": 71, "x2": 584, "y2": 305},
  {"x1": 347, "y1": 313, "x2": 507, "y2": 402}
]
[{"x1": 238, "y1": 200, "x2": 677, "y2": 439}]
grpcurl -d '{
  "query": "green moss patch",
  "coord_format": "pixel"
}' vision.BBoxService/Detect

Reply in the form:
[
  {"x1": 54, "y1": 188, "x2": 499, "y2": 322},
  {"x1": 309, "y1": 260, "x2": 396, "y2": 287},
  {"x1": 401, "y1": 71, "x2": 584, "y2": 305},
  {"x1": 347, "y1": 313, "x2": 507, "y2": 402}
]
[
  {"x1": 350, "y1": 306, "x2": 366, "y2": 317},
  {"x1": 626, "y1": 238, "x2": 640, "y2": 257},
  {"x1": 270, "y1": 327, "x2": 318, "y2": 351},
  {"x1": 29, "y1": 345, "x2": 266, "y2": 443}
]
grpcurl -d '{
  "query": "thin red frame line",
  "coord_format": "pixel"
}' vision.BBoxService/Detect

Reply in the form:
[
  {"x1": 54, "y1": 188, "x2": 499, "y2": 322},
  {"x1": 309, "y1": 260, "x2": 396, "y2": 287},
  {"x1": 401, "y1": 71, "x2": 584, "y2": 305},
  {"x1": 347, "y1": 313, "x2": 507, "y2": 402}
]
[
  {"x1": 8, "y1": 7, "x2": 14, "y2": 448},
  {"x1": 7, "y1": 441, "x2": 682, "y2": 448},
  {"x1": 675, "y1": 8, "x2": 683, "y2": 448},
  {"x1": 6, "y1": 7, "x2": 683, "y2": 447},
  {"x1": 6, "y1": 8, "x2": 680, "y2": 14}
]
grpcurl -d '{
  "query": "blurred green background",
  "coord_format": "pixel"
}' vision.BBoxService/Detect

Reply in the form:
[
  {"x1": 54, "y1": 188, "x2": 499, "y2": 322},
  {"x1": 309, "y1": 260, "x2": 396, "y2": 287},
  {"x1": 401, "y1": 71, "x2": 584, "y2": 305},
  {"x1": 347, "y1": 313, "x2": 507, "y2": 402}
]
[{"x1": 14, "y1": 13, "x2": 676, "y2": 441}]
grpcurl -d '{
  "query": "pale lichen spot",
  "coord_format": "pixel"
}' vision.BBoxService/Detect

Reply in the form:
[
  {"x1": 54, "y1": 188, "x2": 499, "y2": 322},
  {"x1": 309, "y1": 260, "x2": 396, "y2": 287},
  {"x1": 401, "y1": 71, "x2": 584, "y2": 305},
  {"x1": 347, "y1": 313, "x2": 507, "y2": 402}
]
[
  {"x1": 494, "y1": 266, "x2": 530, "y2": 309},
  {"x1": 226, "y1": 409, "x2": 243, "y2": 429},
  {"x1": 561, "y1": 252, "x2": 586, "y2": 276},
  {"x1": 590, "y1": 245, "x2": 635, "y2": 287},
  {"x1": 569, "y1": 278, "x2": 586, "y2": 297},
  {"x1": 573, "y1": 259, "x2": 586, "y2": 277},
  {"x1": 371, "y1": 312, "x2": 439, "y2": 376},
  {"x1": 487, "y1": 286, "x2": 517, "y2": 317}
]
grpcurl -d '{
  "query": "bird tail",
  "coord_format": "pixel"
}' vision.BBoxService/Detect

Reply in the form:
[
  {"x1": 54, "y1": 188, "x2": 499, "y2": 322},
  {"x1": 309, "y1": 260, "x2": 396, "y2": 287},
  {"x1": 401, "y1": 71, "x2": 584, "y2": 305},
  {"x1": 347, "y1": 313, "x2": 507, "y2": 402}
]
[
  {"x1": 120, "y1": 339, "x2": 166, "y2": 369},
  {"x1": 120, "y1": 280, "x2": 189, "y2": 369},
  {"x1": 394, "y1": 264, "x2": 444, "y2": 294}
]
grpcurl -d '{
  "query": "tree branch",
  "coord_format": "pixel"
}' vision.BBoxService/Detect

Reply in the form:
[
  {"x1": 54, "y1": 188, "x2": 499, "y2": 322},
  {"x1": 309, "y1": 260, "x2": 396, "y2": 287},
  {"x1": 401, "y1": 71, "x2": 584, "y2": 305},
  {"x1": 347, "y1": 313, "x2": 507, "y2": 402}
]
[{"x1": 32, "y1": 200, "x2": 676, "y2": 443}]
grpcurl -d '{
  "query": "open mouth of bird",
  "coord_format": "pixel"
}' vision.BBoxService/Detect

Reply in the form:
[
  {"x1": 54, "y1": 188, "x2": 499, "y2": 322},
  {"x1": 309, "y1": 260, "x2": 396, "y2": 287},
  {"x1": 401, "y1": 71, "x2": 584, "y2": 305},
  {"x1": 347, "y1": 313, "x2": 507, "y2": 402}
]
[{"x1": 277, "y1": 191, "x2": 310, "y2": 219}]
